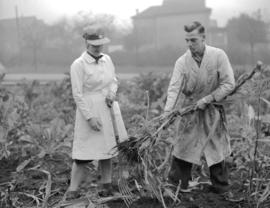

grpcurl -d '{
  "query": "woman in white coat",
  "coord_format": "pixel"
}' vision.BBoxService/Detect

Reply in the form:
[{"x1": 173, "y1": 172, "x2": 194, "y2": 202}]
[{"x1": 65, "y1": 25, "x2": 127, "y2": 200}]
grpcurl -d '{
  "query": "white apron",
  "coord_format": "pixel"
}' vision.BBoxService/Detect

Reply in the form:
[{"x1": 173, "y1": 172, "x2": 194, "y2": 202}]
[{"x1": 72, "y1": 92, "x2": 127, "y2": 160}]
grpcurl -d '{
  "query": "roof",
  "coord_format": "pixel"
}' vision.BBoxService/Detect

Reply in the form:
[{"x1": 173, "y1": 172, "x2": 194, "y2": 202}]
[{"x1": 133, "y1": 5, "x2": 211, "y2": 19}]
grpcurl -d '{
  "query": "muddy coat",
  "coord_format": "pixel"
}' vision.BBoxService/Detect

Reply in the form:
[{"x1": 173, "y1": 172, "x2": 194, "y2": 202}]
[
  {"x1": 164, "y1": 45, "x2": 235, "y2": 166},
  {"x1": 70, "y1": 52, "x2": 128, "y2": 160}
]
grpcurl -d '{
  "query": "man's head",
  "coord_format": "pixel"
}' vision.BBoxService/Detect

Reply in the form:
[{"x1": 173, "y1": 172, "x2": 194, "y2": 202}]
[{"x1": 184, "y1": 21, "x2": 206, "y2": 54}]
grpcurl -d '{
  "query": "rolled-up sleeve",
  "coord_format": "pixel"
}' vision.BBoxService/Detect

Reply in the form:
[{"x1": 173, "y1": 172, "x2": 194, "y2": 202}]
[
  {"x1": 212, "y1": 50, "x2": 235, "y2": 102},
  {"x1": 164, "y1": 59, "x2": 185, "y2": 112},
  {"x1": 70, "y1": 61, "x2": 93, "y2": 120}
]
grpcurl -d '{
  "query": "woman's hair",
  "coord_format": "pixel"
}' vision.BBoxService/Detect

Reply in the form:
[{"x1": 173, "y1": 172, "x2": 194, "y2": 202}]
[
  {"x1": 85, "y1": 40, "x2": 90, "y2": 49},
  {"x1": 184, "y1": 21, "x2": 205, "y2": 34}
]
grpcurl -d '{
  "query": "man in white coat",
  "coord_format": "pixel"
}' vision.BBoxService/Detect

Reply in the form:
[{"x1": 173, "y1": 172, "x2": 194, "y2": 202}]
[{"x1": 164, "y1": 21, "x2": 235, "y2": 193}]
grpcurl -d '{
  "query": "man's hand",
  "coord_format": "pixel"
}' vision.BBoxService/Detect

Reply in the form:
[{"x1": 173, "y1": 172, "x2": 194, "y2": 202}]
[
  {"x1": 105, "y1": 94, "x2": 115, "y2": 108},
  {"x1": 88, "y1": 117, "x2": 102, "y2": 131},
  {"x1": 195, "y1": 94, "x2": 214, "y2": 110}
]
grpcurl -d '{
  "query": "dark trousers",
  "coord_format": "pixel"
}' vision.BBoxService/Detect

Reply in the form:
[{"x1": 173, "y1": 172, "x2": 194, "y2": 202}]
[{"x1": 169, "y1": 156, "x2": 229, "y2": 191}]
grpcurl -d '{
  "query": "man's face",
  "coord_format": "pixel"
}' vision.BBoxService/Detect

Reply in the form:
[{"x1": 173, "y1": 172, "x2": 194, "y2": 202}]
[{"x1": 185, "y1": 29, "x2": 205, "y2": 54}]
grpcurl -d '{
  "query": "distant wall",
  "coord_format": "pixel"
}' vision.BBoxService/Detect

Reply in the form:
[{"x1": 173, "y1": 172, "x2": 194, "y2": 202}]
[{"x1": 155, "y1": 12, "x2": 211, "y2": 49}]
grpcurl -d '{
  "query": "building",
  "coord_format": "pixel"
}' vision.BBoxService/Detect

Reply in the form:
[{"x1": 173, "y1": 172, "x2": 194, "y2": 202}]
[
  {"x1": 0, "y1": 16, "x2": 46, "y2": 66},
  {"x1": 0, "y1": 16, "x2": 45, "y2": 54},
  {"x1": 132, "y1": 0, "x2": 227, "y2": 51}
]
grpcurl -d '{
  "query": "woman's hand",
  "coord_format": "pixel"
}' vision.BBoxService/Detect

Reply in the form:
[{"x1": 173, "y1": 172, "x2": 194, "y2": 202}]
[
  {"x1": 105, "y1": 94, "x2": 115, "y2": 108},
  {"x1": 87, "y1": 117, "x2": 102, "y2": 131}
]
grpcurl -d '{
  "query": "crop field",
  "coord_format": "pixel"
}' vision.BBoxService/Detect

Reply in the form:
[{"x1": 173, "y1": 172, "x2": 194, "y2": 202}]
[{"x1": 1, "y1": 66, "x2": 270, "y2": 208}]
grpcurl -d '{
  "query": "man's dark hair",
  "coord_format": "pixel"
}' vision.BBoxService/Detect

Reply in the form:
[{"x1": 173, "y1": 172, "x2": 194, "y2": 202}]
[{"x1": 184, "y1": 21, "x2": 205, "y2": 34}]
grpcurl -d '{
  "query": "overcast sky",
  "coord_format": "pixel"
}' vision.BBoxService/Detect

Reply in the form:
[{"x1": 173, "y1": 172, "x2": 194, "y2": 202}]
[{"x1": 0, "y1": 0, "x2": 269, "y2": 26}]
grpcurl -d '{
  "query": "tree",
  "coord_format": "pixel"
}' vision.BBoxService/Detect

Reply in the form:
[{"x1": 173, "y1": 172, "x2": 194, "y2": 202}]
[
  {"x1": 21, "y1": 18, "x2": 48, "y2": 71},
  {"x1": 47, "y1": 17, "x2": 80, "y2": 53},
  {"x1": 226, "y1": 12, "x2": 268, "y2": 64},
  {"x1": 70, "y1": 12, "x2": 128, "y2": 44}
]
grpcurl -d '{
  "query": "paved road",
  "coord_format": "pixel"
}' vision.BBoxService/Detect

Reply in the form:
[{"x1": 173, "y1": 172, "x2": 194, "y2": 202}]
[{"x1": 2, "y1": 73, "x2": 137, "y2": 85}]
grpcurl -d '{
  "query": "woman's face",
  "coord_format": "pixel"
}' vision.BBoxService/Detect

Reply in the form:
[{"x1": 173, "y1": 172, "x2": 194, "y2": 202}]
[{"x1": 87, "y1": 43, "x2": 103, "y2": 56}]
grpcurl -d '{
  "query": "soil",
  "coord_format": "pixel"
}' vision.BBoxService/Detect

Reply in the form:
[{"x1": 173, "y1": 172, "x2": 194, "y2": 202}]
[
  {"x1": 0, "y1": 157, "x2": 19, "y2": 184},
  {"x1": 0, "y1": 155, "x2": 268, "y2": 208}
]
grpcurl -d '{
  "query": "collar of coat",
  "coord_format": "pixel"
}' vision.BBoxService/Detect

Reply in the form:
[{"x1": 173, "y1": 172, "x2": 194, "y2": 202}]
[
  {"x1": 81, "y1": 51, "x2": 106, "y2": 64},
  {"x1": 186, "y1": 45, "x2": 211, "y2": 69}
]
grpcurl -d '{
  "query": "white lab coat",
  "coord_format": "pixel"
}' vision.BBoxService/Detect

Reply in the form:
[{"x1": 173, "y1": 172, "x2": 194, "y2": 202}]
[{"x1": 165, "y1": 45, "x2": 235, "y2": 166}]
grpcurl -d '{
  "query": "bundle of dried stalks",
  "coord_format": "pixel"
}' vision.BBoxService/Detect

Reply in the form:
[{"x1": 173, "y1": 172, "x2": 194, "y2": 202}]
[{"x1": 117, "y1": 61, "x2": 263, "y2": 165}]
